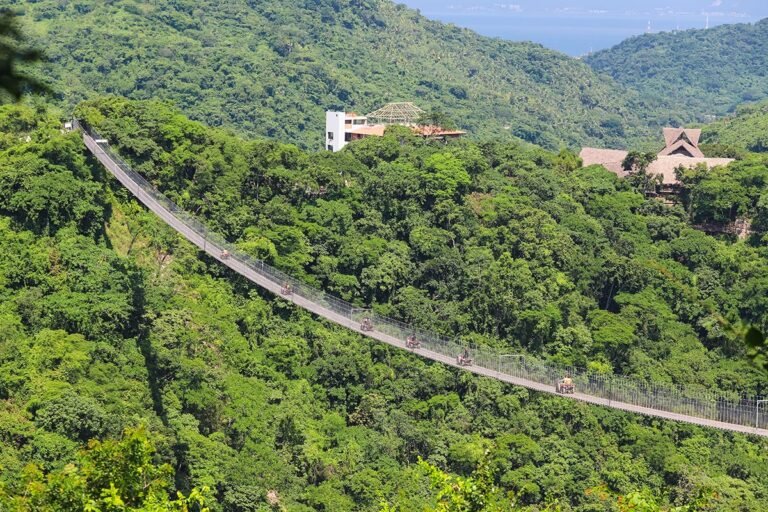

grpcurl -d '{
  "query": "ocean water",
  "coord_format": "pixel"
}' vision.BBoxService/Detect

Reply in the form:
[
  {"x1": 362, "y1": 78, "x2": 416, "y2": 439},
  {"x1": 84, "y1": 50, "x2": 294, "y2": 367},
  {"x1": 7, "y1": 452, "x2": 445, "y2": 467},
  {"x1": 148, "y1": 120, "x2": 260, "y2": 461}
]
[{"x1": 414, "y1": 12, "x2": 762, "y2": 56}]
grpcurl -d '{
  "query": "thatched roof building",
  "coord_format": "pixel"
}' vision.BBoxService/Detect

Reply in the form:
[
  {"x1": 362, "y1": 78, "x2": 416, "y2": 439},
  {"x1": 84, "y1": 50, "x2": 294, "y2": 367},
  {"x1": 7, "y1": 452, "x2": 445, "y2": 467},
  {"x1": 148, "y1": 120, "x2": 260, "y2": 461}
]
[
  {"x1": 658, "y1": 128, "x2": 705, "y2": 158},
  {"x1": 580, "y1": 128, "x2": 733, "y2": 188},
  {"x1": 578, "y1": 148, "x2": 628, "y2": 175}
]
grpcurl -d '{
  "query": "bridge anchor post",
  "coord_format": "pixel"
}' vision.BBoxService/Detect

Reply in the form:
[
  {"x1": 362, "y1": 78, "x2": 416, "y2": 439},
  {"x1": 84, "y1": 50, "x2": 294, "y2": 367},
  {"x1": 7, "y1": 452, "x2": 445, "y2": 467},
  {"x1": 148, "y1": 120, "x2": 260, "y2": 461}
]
[{"x1": 757, "y1": 400, "x2": 768, "y2": 430}]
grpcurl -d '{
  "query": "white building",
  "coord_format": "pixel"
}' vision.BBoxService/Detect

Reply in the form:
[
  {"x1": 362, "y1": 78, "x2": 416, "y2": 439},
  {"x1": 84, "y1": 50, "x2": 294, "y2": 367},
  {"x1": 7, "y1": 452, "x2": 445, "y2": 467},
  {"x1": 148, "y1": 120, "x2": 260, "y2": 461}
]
[
  {"x1": 325, "y1": 103, "x2": 464, "y2": 152},
  {"x1": 325, "y1": 111, "x2": 367, "y2": 152}
]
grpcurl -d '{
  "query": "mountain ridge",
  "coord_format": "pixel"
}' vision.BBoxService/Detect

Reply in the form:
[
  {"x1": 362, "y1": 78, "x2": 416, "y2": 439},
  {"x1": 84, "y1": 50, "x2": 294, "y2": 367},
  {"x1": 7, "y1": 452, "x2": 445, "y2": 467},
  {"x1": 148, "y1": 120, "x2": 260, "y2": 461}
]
[
  {"x1": 700, "y1": 99, "x2": 768, "y2": 153},
  {"x1": 8, "y1": 0, "x2": 655, "y2": 149},
  {"x1": 585, "y1": 18, "x2": 768, "y2": 125}
]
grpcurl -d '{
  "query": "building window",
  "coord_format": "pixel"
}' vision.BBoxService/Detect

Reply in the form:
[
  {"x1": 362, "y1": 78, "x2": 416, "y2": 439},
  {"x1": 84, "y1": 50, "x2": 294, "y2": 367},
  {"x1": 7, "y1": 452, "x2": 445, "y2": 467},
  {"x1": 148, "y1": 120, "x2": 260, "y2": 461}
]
[
  {"x1": 327, "y1": 144, "x2": 333, "y2": 151},
  {"x1": 344, "y1": 133, "x2": 352, "y2": 142},
  {"x1": 327, "y1": 131, "x2": 333, "y2": 140}
]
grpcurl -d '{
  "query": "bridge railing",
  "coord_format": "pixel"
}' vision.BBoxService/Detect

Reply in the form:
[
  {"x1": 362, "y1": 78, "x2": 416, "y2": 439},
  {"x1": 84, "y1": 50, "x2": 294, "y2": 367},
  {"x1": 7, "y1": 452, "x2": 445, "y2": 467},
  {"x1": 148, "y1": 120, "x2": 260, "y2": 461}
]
[{"x1": 78, "y1": 121, "x2": 768, "y2": 431}]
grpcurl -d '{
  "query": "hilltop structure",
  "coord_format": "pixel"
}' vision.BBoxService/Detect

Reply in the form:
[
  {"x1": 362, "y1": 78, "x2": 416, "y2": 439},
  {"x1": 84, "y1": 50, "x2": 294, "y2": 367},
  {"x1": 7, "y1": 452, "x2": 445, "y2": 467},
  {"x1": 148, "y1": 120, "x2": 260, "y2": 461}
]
[
  {"x1": 325, "y1": 102, "x2": 465, "y2": 152},
  {"x1": 580, "y1": 128, "x2": 733, "y2": 199},
  {"x1": 366, "y1": 102, "x2": 425, "y2": 125}
]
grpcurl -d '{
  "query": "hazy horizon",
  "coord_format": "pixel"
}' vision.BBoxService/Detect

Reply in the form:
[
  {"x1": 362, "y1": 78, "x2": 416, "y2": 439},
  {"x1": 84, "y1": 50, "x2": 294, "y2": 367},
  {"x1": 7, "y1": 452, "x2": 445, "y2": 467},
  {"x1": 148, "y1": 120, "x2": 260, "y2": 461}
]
[{"x1": 398, "y1": 0, "x2": 768, "y2": 55}]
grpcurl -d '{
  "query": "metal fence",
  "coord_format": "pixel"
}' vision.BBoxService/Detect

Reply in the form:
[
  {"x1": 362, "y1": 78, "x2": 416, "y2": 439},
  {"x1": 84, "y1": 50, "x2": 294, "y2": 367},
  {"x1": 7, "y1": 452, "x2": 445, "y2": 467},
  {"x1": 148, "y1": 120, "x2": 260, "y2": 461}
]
[{"x1": 77, "y1": 120, "x2": 768, "y2": 432}]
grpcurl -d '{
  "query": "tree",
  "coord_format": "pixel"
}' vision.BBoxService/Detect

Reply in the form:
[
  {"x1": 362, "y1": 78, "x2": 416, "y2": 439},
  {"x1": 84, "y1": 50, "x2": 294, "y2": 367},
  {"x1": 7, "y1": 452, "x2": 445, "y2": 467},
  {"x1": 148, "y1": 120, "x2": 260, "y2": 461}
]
[
  {"x1": 421, "y1": 152, "x2": 471, "y2": 202},
  {"x1": 414, "y1": 457, "x2": 518, "y2": 512},
  {"x1": 0, "y1": 426, "x2": 211, "y2": 511},
  {"x1": 622, "y1": 151, "x2": 658, "y2": 192},
  {"x1": 0, "y1": 10, "x2": 48, "y2": 103},
  {"x1": 417, "y1": 110, "x2": 458, "y2": 133},
  {"x1": 621, "y1": 152, "x2": 656, "y2": 174}
]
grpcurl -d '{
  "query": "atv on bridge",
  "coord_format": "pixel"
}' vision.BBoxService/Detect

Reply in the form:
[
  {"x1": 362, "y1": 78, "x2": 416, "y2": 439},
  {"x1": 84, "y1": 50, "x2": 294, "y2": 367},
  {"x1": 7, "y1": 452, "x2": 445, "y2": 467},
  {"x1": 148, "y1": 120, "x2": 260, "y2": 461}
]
[
  {"x1": 457, "y1": 348, "x2": 472, "y2": 366},
  {"x1": 556, "y1": 376, "x2": 575, "y2": 394},
  {"x1": 406, "y1": 335, "x2": 420, "y2": 349}
]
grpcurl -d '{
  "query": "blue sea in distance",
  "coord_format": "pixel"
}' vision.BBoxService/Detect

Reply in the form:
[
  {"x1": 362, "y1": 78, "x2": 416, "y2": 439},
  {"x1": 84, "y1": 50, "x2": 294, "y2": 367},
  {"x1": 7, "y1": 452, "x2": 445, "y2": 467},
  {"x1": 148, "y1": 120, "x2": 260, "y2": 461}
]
[{"x1": 416, "y1": 12, "x2": 761, "y2": 56}]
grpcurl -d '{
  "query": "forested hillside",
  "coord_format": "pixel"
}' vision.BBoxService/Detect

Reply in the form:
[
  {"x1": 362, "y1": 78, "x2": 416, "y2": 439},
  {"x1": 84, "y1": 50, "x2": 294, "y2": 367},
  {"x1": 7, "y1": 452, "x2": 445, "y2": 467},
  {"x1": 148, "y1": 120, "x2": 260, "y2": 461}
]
[
  {"x1": 4, "y1": 0, "x2": 768, "y2": 507},
  {"x1": 3, "y1": 0, "x2": 657, "y2": 150},
  {"x1": 655, "y1": 100, "x2": 768, "y2": 232},
  {"x1": 701, "y1": 100, "x2": 768, "y2": 154},
  {"x1": 3, "y1": 99, "x2": 768, "y2": 511},
  {"x1": 586, "y1": 19, "x2": 768, "y2": 124},
  {"x1": 75, "y1": 96, "x2": 768, "y2": 390}
]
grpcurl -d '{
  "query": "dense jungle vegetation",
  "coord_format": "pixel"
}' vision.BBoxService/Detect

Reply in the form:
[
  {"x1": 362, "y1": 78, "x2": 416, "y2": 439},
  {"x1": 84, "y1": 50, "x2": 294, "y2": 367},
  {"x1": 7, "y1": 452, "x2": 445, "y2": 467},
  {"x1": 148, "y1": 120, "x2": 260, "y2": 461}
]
[
  {"x1": 701, "y1": 100, "x2": 768, "y2": 154},
  {"x1": 674, "y1": 154, "x2": 768, "y2": 231},
  {"x1": 585, "y1": 19, "x2": 768, "y2": 125},
  {"x1": 3, "y1": 2, "x2": 768, "y2": 509},
  {"x1": 2, "y1": 0, "x2": 661, "y2": 150},
  {"x1": 3, "y1": 97, "x2": 768, "y2": 510},
  {"x1": 672, "y1": 100, "x2": 768, "y2": 231},
  {"x1": 75, "y1": 96, "x2": 768, "y2": 391}
]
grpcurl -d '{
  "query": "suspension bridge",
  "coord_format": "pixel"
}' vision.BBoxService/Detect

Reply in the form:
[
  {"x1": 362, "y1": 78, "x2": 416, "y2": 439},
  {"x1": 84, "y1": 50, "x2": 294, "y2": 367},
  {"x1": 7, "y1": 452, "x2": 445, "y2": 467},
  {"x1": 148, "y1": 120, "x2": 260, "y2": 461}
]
[{"x1": 79, "y1": 125, "x2": 768, "y2": 438}]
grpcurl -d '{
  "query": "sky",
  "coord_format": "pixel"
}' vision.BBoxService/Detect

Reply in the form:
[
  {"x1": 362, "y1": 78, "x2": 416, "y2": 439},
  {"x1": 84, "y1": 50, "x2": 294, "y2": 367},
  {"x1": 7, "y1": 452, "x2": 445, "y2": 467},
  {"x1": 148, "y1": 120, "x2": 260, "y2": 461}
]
[{"x1": 397, "y1": 0, "x2": 768, "y2": 56}]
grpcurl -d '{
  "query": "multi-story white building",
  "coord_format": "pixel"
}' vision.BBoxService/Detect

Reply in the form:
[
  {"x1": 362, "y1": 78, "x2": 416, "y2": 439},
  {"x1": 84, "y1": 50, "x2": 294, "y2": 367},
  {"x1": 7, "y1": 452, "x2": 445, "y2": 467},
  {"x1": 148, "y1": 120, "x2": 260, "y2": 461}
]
[
  {"x1": 325, "y1": 103, "x2": 465, "y2": 152},
  {"x1": 325, "y1": 111, "x2": 368, "y2": 152}
]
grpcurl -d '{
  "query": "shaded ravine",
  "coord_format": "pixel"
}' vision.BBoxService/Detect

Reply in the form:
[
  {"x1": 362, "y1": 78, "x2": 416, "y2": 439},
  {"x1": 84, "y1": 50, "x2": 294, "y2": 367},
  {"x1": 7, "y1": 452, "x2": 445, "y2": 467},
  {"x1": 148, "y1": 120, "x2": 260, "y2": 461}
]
[{"x1": 80, "y1": 126, "x2": 768, "y2": 438}]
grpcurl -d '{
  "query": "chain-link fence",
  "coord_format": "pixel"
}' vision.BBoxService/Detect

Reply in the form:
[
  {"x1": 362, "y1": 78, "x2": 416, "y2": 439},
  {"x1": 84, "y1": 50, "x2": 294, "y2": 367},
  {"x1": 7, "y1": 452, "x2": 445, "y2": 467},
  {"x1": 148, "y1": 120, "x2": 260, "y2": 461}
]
[{"x1": 77, "y1": 120, "x2": 768, "y2": 432}]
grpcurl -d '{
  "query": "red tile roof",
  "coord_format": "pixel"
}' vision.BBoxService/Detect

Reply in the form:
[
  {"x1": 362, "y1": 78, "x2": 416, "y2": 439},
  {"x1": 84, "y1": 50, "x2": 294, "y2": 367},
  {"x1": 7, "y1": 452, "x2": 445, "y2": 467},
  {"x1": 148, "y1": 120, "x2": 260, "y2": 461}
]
[
  {"x1": 347, "y1": 124, "x2": 466, "y2": 138},
  {"x1": 413, "y1": 125, "x2": 466, "y2": 137},
  {"x1": 347, "y1": 124, "x2": 387, "y2": 136}
]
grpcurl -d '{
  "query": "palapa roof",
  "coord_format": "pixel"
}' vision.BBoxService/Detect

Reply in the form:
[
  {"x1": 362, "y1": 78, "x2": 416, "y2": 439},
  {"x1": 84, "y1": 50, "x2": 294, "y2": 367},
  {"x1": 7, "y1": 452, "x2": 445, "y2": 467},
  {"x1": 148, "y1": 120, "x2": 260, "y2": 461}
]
[
  {"x1": 579, "y1": 148, "x2": 629, "y2": 176},
  {"x1": 366, "y1": 102, "x2": 425, "y2": 125},
  {"x1": 580, "y1": 149, "x2": 732, "y2": 185},
  {"x1": 658, "y1": 128, "x2": 705, "y2": 158},
  {"x1": 663, "y1": 128, "x2": 701, "y2": 147},
  {"x1": 646, "y1": 156, "x2": 733, "y2": 185},
  {"x1": 580, "y1": 127, "x2": 733, "y2": 186}
]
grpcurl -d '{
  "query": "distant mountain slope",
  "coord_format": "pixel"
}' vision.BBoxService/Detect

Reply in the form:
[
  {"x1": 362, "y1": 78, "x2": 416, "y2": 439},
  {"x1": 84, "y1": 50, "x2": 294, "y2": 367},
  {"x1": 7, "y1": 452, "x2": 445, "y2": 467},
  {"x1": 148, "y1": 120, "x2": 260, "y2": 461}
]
[
  {"x1": 701, "y1": 100, "x2": 768, "y2": 153},
  {"x1": 585, "y1": 19, "x2": 768, "y2": 124},
  {"x1": 8, "y1": 0, "x2": 651, "y2": 149}
]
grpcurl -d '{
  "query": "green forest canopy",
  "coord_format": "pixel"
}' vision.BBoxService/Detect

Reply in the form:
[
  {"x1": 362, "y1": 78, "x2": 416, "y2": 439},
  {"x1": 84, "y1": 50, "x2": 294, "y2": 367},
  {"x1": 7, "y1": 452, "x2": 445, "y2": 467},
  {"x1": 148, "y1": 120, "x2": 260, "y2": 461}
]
[
  {"x1": 72, "y1": 96, "x2": 768, "y2": 389},
  {"x1": 586, "y1": 19, "x2": 768, "y2": 126},
  {"x1": 700, "y1": 99, "x2": 768, "y2": 154},
  {"x1": 4, "y1": 0, "x2": 664, "y2": 150},
  {"x1": 3, "y1": 2, "x2": 768, "y2": 508},
  {"x1": 5, "y1": 97, "x2": 768, "y2": 508}
]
